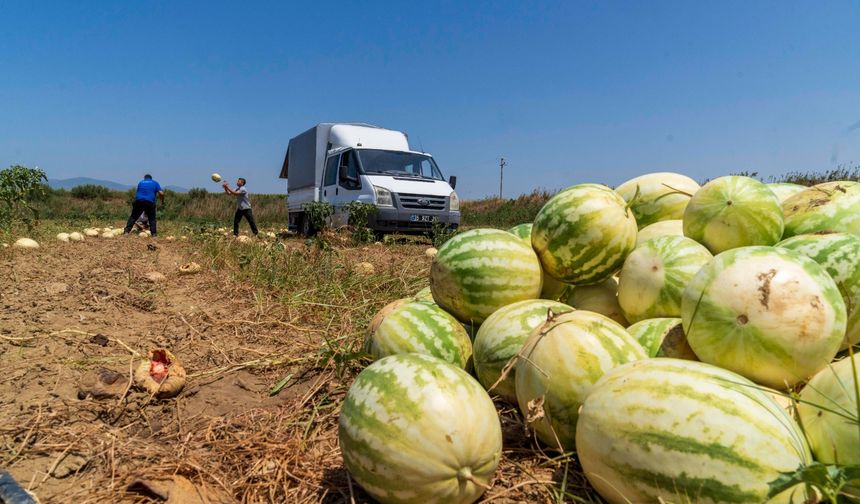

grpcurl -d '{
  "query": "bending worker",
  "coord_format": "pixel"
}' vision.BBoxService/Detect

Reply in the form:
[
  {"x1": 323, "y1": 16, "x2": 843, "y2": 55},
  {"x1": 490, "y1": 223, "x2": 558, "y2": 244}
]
[{"x1": 124, "y1": 174, "x2": 164, "y2": 236}]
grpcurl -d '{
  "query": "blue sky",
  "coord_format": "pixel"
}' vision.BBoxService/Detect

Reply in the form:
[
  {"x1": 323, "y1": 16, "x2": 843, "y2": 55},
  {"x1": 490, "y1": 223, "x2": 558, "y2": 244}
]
[{"x1": 2, "y1": 1, "x2": 860, "y2": 198}]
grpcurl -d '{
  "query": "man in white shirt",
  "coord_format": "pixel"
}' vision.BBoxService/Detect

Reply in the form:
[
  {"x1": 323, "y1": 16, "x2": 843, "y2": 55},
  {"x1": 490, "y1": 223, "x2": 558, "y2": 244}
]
[{"x1": 222, "y1": 177, "x2": 259, "y2": 236}]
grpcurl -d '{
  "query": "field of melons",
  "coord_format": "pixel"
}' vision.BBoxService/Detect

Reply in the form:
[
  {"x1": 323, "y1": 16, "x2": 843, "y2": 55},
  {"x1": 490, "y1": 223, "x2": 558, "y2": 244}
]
[{"x1": 3, "y1": 168, "x2": 860, "y2": 503}]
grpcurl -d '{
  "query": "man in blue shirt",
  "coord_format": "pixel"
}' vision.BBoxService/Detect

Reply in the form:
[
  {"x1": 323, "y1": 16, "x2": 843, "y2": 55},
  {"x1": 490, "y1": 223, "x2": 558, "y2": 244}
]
[{"x1": 123, "y1": 174, "x2": 165, "y2": 236}]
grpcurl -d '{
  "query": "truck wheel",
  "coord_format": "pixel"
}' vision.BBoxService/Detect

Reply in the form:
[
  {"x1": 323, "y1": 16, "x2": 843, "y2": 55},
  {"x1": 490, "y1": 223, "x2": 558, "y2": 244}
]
[{"x1": 300, "y1": 214, "x2": 315, "y2": 237}]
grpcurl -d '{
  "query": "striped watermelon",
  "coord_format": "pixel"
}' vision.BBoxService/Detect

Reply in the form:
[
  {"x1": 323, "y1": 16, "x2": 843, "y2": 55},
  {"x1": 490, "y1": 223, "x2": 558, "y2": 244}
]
[
  {"x1": 782, "y1": 181, "x2": 860, "y2": 238},
  {"x1": 532, "y1": 184, "x2": 637, "y2": 285},
  {"x1": 472, "y1": 299, "x2": 573, "y2": 403},
  {"x1": 767, "y1": 182, "x2": 806, "y2": 203},
  {"x1": 797, "y1": 355, "x2": 860, "y2": 466},
  {"x1": 682, "y1": 246, "x2": 846, "y2": 389},
  {"x1": 777, "y1": 232, "x2": 860, "y2": 348},
  {"x1": 636, "y1": 219, "x2": 683, "y2": 247},
  {"x1": 507, "y1": 223, "x2": 532, "y2": 241},
  {"x1": 564, "y1": 277, "x2": 628, "y2": 326},
  {"x1": 515, "y1": 310, "x2": 646, "y2": 450},
  {"x1": 625, "y1": 317, "x2": 697, "y2": 360},
  {"x1": 615, "y1": 172, "x2": 700, "y2": 229},
  {"x1": 365, "y1": 301, "x2": 473, "y2": 369},
  {"x1": 506, "y1": 223, "x2": 569, "y2": 300},
  {"x1": 683, "y1": 176, "x2": 784, "y2": 254},
  {"x1": 431, "y1": 229, "x2": 543, "y2": 323},
  {"x1": 368, "y1": 298, "x2": 411, "y2": 336},
  {"x1": 576, "y1": 358, "x2": 813, "y2": 504},
  {"x1": 413, "y1": 286, "x2": 434, "y2": 302},
  {"x1": 617, "y1": 235, "x2": 713, "y2": 323},
  {"x1": 339, "y1": 353, "x2": 502, "y2": 504}
]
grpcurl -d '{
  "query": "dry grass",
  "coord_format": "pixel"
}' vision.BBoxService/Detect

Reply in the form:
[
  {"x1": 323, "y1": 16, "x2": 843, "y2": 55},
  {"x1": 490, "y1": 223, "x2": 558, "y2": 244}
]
[{"x1": 0, "y1": 222, "x2": 602, "y2": 503}]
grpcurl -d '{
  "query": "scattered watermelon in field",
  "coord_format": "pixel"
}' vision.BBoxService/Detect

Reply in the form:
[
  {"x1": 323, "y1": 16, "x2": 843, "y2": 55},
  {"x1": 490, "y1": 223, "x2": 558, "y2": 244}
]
[
  {"x1": 617, "y1": 235, "x2": 712, "y2": 323},
  {"x1": 364, "y1": 301, "x2": 473, "y2": 369},
  {"x1": 472, "y1": 299, "x2": 573, "y2": 403},
  {"x1": 624, "y1": 317, "x2": 696, "y2": 359},
  {"x1": 431, "y1": 229, "x2": 543, "y2": 323},
  {"x1": 683, "y1": 176, "x2": 784, "y2": 254},
  {"x1": 532, "y1": 184, "x2": 637, "y2": 285},
  {"x1": 615, "y1": 172, "x2": 700, "y2": 229},
  {"x1": 576, "y1": 358, "x2": 813, "y2": 504},
  {"x1": 682, "y1": 246, "x2": 846, "y2": 389},
  {"x1": 782, "y1": 181, "x2": 860, "y2": 238},
  {"x1": 412, "y1": 286, "x2": 434, "y2": 302},
  {"x1": 339, "y1": 353, "x2": 502, "y2": 504},
  {"x1": 515, "y1": 310, "x2": 645, "y2": 450}
]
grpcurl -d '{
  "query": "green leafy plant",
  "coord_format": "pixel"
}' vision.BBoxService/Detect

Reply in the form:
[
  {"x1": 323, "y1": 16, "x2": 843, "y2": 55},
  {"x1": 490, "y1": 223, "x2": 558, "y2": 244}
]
[
  {"x1": 430, "y1": 220, "x2": 459, "y2": 248},
  {"x1": 187, "y1": 187, "x2": 208, "y2": 199},
  {"x1": 344, "y1": 201, "x2": 378, "y2": 243},
  {"x1": 0, "y1": 164, "x2": 48, "y2": 232},
  {"x1": 302, "y1": 201, "x2": 334, "y2": 232},
  {"x1": 768, "y1": 462, "x2": 860, "y2": 503},
  {"x1": 70, "y1": 184, "x2": 111, "y2": 200}
]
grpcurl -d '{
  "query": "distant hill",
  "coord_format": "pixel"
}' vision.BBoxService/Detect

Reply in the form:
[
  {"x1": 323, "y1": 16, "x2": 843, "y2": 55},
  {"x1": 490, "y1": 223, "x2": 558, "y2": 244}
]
[{"x1": 48, "y1": 177, "x2": 187, "y2": 193}]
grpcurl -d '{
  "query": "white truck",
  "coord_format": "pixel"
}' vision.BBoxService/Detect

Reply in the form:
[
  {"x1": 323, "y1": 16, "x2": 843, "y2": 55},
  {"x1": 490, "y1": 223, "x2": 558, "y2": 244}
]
[{"x1": 279, "y1": 123, "x2": 460, "y2": 236}]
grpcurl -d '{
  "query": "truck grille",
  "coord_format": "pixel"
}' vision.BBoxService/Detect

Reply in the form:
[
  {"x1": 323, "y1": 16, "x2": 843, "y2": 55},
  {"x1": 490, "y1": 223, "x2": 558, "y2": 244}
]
[{"x1": 397, "y1": 193, "x2": 447, "y2": 210}]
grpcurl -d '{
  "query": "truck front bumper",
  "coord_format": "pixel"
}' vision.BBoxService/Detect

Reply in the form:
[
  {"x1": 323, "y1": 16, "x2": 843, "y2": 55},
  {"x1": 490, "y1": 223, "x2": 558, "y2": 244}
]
[{"x1": 369, "y1": 208, "x2": 460, "y2": 234}]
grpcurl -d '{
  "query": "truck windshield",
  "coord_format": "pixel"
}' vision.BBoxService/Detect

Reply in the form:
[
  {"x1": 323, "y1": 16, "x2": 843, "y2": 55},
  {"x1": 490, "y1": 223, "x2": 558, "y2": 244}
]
[{"x1": 356, "y1": 149, "x2": 444, "y2": 180}]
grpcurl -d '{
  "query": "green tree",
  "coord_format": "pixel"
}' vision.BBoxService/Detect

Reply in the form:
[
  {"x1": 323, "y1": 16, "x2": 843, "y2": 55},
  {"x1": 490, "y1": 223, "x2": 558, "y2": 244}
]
[{"x1": 0, "y1": 165, "x2": 48, "y2": 232}]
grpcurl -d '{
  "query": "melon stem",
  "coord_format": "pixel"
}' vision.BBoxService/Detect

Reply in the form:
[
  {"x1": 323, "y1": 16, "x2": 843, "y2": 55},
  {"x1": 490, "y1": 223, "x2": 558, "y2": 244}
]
[{"x1": 457, "y1": 467, "x2": 491, "y2": 490}]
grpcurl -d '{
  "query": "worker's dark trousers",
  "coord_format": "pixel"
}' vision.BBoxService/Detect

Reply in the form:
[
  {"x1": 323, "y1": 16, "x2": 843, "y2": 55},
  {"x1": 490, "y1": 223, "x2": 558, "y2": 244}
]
[
  {"x1": 234, "y1": 208, "x2": 258, "y2": 236},
  {"x1": 124, "y1": 200, "x2": 157, "y2": 236}
]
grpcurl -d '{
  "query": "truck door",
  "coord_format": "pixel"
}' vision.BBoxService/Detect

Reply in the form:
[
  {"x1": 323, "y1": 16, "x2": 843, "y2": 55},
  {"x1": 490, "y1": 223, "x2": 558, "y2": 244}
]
[{"x1": 323, "y1": 150, "x2": 363, "y2": 228}]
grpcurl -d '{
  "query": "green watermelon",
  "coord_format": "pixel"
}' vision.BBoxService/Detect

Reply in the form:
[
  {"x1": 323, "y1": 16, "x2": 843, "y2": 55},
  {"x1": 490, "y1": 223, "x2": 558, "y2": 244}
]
[
  {"x1": 777, "y1": 232, "x2": 860, "y2": 348},
  {"x1": 431, "y1": 228, "x2": 542, "y2": 323},
  {"x1": 782, "y1": 181, "x2": 860, "y2": 238},
  {"x1": 767, "y1": 182, "x2": 806, "y2": 203},
  {"x1": 576, "y1": 358, "x2": 813, "y2": 504},
  {"x1": 615, "y1": 172, "x2": 700, "y2": 229},
  {"x1": 506, "y1": 223, "x2": 569, "y2": 300},
  {"x1": 564, "y1": 277, "x2": 628, "y2": 326},
  {"x1": 683, "y1": 176, "x2": 784, "y2": 254},
  {"x1": 413, "y1": 286, "x2": 434, "y2": 302},
  {"x1": 625, "y1": 317, "x2": 697, "y2": 360},
  {"x1": 682, "y1": 246, "x2": 846, "y2": 389},
  {"x1": 365, "y1": 301, "x2": 473, "y2": 369},
  {"x1": 515, "y1": 310, "x2": 646, "y2": 450},
  {"x1": 472, "y1": 299, "x2": 572, "y2": 403},
  {"x1": 532, "y1": 184, "x2": 637, "y2": 285},
  {"x1": 617, "y1": 235, "x2": 713, "y2": 323},
  {"x1": 339, "y1": 354, "x2": 502, "y2": 504},
  {"x1": 368, "y1": 298, "x2": 411, "y2": 336},
  {"x1": 507, "y1": 223, "x2": 532, "y2": 241},
  {"x1": 636, "y1": 219, "x2": 683, "y2": 247},
  {"x1": 798, "y1": 355, "x2": 860, "y2": 465}
]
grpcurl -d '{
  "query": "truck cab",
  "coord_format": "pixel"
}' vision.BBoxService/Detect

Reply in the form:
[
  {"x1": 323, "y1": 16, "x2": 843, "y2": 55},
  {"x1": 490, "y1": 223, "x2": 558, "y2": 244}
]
[{"x1": 280, "y1": 123, "x2": 460, "y2": 236}]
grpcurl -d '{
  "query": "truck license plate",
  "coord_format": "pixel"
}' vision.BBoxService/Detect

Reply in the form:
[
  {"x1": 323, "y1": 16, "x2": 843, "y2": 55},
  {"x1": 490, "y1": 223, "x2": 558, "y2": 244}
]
[{"x1": 410, "y1": 214, "x2": 437, "y2": 223}]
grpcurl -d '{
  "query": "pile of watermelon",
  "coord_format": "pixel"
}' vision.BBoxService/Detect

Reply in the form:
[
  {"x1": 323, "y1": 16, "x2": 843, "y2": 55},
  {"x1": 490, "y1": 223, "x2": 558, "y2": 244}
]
[{"x1": 339, "y1": 173, "x2": 860, "y2": 504}]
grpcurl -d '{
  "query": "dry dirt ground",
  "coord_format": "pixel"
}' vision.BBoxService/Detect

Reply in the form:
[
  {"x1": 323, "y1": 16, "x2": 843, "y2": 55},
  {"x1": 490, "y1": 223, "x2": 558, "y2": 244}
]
[
  {"x1": 0, "y1": 236, "x2": 334, "y2": 502},
  {"x1": 0, "y1": 235, "x2": 586, "y2": 504}
]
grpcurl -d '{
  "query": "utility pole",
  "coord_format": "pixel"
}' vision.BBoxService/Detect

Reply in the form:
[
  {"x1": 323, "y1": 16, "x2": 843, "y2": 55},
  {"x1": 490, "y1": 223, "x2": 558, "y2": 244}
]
[{"x1": 499, "y1": 157, "x2": 506, "y2": 199}]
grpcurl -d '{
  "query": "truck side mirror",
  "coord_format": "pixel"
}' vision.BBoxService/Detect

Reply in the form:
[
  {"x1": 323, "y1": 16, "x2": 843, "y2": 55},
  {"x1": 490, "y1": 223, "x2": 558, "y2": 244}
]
[
  {"x1": 338, "y1": 165, "x2": 348, "y2": 181},
  {"x1": 449, "y1": 175, "x2": 457, "y2": 189}
]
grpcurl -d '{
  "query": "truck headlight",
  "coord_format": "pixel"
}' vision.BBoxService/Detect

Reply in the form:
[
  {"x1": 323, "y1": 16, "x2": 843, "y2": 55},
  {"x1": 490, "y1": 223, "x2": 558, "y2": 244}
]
[
  {"x1": 374, "y1": 185, "x2": 393, "y2": 207},
  {"x1": 449, "y1": 191, "x2": 460, "y2": 211}
]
